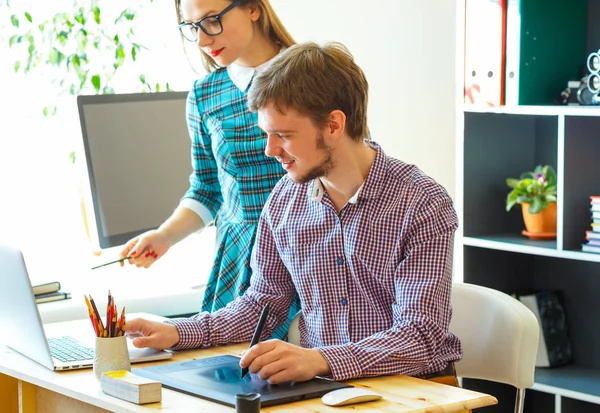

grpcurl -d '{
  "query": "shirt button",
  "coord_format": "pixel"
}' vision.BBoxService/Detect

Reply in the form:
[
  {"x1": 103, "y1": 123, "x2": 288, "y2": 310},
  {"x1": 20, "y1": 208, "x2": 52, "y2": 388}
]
[
  {"x1": 336, "y1": 257, "x2": 344, "y2": 265},
  {"x1": 341, "y1": 297, "x2": 347, "y2": 306}
]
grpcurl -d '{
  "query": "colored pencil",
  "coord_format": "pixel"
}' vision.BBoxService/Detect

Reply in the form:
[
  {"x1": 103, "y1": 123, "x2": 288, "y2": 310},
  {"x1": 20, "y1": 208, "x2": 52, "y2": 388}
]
[
  {"x1": 84, "y1": 295, "x2": 99, "y2": 337},
  {"x1": 88, "y1": 295, "x2": 105, "y2": 337},
  {"x1": 91, "y1": 256, "x2": 132, "y2": 270}
]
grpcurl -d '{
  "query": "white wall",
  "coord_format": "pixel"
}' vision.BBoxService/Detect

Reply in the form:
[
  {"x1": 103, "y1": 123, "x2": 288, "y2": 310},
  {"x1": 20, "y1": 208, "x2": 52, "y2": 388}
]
[{"x1": 271, "y1": 0, "x2": 458, "y2": 199}]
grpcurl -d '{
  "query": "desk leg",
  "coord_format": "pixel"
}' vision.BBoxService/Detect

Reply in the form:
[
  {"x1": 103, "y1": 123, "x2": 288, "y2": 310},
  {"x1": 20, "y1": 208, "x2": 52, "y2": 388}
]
[
  {"x1": 18, "y1": 380, "x2": 36, "y2": 413},
  {"x1": 0, "y1": 373, "x2": 18, "y2": 413}
]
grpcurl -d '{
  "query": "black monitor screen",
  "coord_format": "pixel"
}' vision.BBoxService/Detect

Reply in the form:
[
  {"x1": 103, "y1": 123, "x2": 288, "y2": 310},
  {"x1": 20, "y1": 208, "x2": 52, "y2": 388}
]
[{"x1": 77, "y1": 92, "x2": 191, "y2": 249}]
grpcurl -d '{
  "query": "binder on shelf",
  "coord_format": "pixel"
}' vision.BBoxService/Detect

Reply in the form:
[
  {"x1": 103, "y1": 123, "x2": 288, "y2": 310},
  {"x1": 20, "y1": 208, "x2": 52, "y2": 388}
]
[
  {"x1": 518, "y1": 290, "x2": 572, "y2": 368},
  {"x1": 464, "y1": 0, "x2": 507, "y2": 106},
  {"x1": 504, "y1": 0, "x2": 587, "y2": 105}
]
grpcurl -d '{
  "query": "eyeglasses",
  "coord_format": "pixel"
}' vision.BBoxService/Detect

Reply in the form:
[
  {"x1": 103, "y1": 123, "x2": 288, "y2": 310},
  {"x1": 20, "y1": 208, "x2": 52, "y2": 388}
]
[{"x1": 177, "y1": 0, "x2": 242, "y2": 42}]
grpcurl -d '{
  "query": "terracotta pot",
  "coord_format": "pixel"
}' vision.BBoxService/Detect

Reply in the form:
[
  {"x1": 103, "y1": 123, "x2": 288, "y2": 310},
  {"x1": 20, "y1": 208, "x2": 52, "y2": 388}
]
[{"x1": 521, "y1": 202, "x2": 557, "y2": 233}]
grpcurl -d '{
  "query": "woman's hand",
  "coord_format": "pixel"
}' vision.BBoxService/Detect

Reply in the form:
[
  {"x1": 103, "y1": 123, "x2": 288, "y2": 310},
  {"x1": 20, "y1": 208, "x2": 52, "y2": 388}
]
[{"x1": 119, "y1": 230, "x2": 170, "y2": 268}]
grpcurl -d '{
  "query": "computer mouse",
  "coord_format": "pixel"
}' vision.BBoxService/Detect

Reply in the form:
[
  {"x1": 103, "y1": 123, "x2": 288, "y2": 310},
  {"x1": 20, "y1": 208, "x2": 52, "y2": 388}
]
[{"x1": 321, "y1": 387, "x2": 383, "y2": 406}]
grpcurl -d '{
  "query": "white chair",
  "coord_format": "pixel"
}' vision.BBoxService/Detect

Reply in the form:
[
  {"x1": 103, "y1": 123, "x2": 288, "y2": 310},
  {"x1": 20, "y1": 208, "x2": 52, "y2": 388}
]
[
  {"x1": 450, "y1": 282, "x2": 540, "y2": 413},
  {"x1": 287, "y1": 310, "x2": 302, "y2": 346}
]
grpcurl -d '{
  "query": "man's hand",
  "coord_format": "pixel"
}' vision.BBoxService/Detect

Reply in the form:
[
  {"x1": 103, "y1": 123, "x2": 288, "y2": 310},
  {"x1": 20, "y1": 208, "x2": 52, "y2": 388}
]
[
  {"x1": 124, "y1": 318, "x2": 180, "y2": 350},
  {"x1": 239, "y1": 339, "x2": 331, "y2": 384}
]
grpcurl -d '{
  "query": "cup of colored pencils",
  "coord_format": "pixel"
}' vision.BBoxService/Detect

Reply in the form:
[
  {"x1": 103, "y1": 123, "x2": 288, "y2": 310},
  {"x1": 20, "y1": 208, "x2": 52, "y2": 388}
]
[
  {"x1": 84, "y1": 291, "x2": 126, "y2": 338},
  {"x1": 85, "y1": 291, "x2": 130, "y2": 380}
]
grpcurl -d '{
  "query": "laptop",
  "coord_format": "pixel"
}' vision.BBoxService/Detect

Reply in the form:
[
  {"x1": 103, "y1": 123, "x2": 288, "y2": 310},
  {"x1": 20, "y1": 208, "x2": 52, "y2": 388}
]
[{"x1": 0, "y1": 244, "x2": 172, "y2": 371}]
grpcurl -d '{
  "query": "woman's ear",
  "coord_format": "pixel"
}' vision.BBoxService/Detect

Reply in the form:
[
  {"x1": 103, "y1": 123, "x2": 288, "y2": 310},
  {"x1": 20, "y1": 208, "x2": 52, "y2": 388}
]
[{"x1": 246, "y1": 2, "x2": 261, "y2": 22}]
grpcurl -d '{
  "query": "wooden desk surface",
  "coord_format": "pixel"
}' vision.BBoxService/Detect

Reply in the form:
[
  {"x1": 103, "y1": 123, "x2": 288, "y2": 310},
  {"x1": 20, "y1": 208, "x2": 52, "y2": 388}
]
[{"x1": 0, "y1": 316, "x2": 497, "y2": 413}]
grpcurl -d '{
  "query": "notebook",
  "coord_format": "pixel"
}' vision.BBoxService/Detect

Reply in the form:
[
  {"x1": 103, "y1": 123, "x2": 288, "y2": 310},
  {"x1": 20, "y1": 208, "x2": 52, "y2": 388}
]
[
  {"x1": 134, "y1": 355, "x2": 352, "y2": 407},
  {"x1": 0, "y1": 244, "x2": 173, "y2": 371}
]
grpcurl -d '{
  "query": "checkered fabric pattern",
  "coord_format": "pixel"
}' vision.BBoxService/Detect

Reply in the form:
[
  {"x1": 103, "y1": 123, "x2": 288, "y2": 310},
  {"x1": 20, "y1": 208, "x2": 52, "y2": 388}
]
[
  {"x1": 168, "y1": 142, "x2": 462, "y2": 381},
  {"x1": 182, "y1": 68, "x2": 299, "y2": 339}
]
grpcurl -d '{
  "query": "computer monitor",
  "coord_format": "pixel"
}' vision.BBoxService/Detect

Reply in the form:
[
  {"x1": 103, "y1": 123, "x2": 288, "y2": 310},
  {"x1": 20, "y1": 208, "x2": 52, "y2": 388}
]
[{"x1": 77, "y1": 91, "x2": 191, "y2": 249}]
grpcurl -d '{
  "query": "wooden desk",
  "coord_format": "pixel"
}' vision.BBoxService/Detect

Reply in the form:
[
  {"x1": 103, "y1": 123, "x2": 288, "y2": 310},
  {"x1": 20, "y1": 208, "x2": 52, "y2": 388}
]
[{"x1": 0, "y1": 341, "x2": 497, "y2": 413}]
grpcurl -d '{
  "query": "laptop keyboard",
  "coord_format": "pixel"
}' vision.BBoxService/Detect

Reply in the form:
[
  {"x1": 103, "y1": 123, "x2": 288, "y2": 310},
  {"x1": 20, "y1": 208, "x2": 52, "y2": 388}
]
[{"x1": 48, "y1": 336, "x2": 94, "y2": 362}]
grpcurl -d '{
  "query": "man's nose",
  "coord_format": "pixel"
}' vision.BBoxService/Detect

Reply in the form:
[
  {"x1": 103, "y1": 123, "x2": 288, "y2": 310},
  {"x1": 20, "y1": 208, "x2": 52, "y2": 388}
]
[{"x1": 264, "y1": 134, "x2": 281, "y2": 158}]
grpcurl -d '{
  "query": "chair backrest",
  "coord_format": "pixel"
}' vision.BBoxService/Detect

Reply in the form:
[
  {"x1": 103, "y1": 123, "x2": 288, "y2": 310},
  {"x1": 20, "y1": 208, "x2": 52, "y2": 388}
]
[
  {"x1": 287, "y1": 311, "x2": 302, "y2": 347},
  {"x1": 450, "y1": 282, "x2": 540, "y2": 389}
]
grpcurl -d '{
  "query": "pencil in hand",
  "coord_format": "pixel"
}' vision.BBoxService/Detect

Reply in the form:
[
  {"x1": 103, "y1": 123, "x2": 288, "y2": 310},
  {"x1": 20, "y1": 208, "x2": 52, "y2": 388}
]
[
  {"x1": 91, "y1": 256, "x2": 132, "y2": 270},
  {"x1": 241, "y1": 304, "x2": 270, "y2": 379}
]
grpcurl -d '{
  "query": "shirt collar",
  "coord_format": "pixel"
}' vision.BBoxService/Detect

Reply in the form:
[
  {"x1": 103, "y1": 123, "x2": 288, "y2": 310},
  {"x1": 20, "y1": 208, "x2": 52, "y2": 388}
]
[
  {"x1": 227, "y1": 47, "x2": 286, "y2": 92},
  {"x1": 310, "y1": 141, "x2": 385, "y2": 204}
]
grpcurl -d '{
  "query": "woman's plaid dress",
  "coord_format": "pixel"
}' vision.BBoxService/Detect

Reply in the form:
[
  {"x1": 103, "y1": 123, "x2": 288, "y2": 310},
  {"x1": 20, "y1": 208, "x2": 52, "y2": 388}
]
[{"x1": 183, "y1": 67, "x2": 300, "y2": 339}]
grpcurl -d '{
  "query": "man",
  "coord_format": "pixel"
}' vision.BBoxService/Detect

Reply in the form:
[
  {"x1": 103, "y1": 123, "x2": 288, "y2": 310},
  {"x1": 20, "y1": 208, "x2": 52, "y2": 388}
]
[{"x1": 125, "y1": 41, "x2": 461, "y2": 385}]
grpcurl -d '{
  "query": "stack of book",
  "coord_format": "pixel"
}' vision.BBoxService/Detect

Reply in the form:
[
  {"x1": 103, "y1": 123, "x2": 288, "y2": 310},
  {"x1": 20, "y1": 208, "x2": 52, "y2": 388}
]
[
  {"x1": 582, "y1": 196, "x2": 600, "y2": 254},
  {"x1": 100, "y1": 370, "x2": 162, "y2": 404},
  {"x1": 33, "y1": 281, "x2": 71, "y2": 304}
]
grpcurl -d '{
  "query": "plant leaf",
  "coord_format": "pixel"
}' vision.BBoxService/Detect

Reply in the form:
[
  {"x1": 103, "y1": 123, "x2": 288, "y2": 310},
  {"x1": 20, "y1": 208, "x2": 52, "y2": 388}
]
[
  {"x1": 24, "y1": 12, "x2": 32, "y2": 23},
  {"x1": 91, "y1": 74, "x2": 101, "y2": 93},
  {"x1": 506, "y1": 178, "x2": 520, "y2": 188},
  {"x1": 8, "y1": 34, "x2": 22, "y2": 47},
  {"x1": 530, "y1": 197, "x2": 543, "y2": 214},
  {"x1": 92, "y1": 6, "x2": 101, "y2": 24},
  {"x1": 48, "y1": 48, "x2": 65, "y2": 65},
  {"x1": 10, "y1": 14, "x2": 19, "y2": 28},
  {"x1": 506, "y1": 191, "x2": 519, "y2": 211}
]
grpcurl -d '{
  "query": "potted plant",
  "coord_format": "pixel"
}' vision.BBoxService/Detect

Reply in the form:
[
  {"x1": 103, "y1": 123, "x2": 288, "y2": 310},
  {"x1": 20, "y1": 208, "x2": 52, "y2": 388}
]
[{"x1": 506, "y1": 165, "x2": 557, "y2": 239}]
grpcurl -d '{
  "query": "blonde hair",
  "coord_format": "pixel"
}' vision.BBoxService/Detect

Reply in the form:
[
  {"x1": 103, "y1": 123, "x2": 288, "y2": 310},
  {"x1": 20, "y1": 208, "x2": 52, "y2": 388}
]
[
  {"x1": 247, "y1": 42, "x2": 369, "y2": 141},
  {"x1": 174, "y1": 0, "x2": 295, "y2": 73}
]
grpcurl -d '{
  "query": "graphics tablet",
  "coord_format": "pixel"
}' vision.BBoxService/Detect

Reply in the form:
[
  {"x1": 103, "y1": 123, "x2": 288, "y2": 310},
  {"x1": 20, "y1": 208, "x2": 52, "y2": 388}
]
[{"x1": 133, "y1": 355, "x2": 352, "y2": 407}]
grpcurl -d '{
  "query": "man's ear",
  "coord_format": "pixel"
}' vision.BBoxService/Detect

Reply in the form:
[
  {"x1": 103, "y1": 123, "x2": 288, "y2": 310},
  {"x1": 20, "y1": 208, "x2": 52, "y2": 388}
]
[{"x1": 326, "y1": 110, "x2": 346, "y2": 140}]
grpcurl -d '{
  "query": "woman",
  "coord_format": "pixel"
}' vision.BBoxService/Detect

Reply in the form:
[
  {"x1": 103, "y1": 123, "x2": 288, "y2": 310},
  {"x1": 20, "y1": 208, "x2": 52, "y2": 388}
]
[{"x1": 119, "y1": 0, "x2": 299, "y2": 339}]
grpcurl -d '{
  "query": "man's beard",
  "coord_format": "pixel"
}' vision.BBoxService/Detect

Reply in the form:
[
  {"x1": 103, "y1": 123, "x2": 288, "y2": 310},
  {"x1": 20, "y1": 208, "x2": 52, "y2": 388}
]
[{"x1": 289, "y1": 132, "x2": 335, "y2": 184}]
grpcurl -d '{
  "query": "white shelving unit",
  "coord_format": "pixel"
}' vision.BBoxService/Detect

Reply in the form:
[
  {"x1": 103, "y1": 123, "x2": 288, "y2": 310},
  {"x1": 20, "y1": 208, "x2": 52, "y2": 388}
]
[{"x1": 458, "y1": 104, "x2": 600, "y2": 413}]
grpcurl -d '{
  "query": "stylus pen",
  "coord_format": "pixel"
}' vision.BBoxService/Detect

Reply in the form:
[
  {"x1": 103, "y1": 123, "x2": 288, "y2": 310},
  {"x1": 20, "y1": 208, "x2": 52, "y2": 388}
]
[
  {"x1": 241, "y1": 303, "x2": 270, "y2": 378},
  {"x1": 91, "y1": 256, "x2": 131, "y2": 270}
]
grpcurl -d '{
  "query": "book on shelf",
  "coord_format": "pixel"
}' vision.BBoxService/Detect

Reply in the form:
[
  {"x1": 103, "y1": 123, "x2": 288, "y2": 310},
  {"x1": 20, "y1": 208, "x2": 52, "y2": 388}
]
[
  {"x1": 100, "y1": 370, "x2": 162, "y2": 404},
  {"x1": 32, "y1": 281, "x2": 61, "y2": 296},
  {"x1": 582, "y1": 244, "x2": 600, "y2": 254},
  {"x1": 586, "y1": 231, "x2": 600, "y2": 240},
  {"x1": 35, "y1": 290, "x2": 71, "y2": 304},
  {"x1": 582, "y1": 197, "x2": 600, "y2": 252}
]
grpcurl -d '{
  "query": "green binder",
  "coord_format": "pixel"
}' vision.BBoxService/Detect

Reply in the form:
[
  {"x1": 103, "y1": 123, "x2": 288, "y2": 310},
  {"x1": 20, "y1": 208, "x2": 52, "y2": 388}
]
[{"x1": 505, "y1": 0, "x2": 587, "y2": 105}]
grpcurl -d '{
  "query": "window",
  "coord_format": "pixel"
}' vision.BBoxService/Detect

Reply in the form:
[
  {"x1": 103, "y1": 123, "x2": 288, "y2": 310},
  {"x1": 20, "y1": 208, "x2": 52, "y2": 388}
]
[{"x1": 0, "y1": 1, "x2": 212, "y2": 287}]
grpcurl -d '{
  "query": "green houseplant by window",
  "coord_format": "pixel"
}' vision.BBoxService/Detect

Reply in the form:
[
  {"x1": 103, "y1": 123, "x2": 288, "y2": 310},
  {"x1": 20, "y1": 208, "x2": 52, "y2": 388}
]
[
  {"x1": 506, "y1": 165, "x2": 558, "y2": 237},
  {"x1": 7, "y1": 0, "x2": 171, "y2": 118}
]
